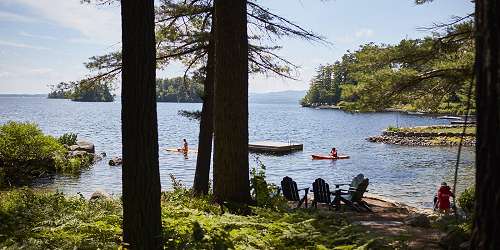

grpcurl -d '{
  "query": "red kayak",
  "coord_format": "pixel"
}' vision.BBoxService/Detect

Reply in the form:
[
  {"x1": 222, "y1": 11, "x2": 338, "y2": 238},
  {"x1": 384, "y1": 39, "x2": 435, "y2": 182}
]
[{"x1": 311, "y1": 154, "x2": 350, "y2": 160}]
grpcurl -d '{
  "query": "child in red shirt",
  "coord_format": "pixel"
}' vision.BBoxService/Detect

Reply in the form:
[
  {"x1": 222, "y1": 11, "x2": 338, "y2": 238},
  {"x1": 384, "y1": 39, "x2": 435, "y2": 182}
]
[{"x1": 436, "y1": 182, "x2": 454, "y2": 213}]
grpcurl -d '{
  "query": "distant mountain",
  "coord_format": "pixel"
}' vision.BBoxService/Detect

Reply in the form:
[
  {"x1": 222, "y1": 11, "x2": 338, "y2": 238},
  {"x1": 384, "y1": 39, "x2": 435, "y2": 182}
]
[
  {"x1": 249, "y1": 90, "x2": 306, "y2": 104},
  {"x1": 0, "y1": 94, "x2": 46, "y2": 97}
]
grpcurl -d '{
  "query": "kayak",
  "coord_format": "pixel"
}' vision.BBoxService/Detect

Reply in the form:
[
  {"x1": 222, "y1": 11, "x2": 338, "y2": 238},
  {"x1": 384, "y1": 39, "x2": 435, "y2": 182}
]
[
  {"x1": 311, "y1": 154, "x2": 350, "y2": 160},
  {"x1": 165, "y1": 148, "x2": 198, "y2": 154}
]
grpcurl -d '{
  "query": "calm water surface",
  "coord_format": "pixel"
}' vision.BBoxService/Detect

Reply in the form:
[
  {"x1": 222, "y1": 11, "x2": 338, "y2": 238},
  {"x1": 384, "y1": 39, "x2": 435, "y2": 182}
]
[{"x1": 0, "y1": 96, "x2": 475, "y2": 208}]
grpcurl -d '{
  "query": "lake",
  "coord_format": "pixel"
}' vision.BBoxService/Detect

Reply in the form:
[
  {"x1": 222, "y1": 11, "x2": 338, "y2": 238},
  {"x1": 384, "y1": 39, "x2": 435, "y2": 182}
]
[{"x1": 0, "y1": 96, "x2": 475, "y2": 208}]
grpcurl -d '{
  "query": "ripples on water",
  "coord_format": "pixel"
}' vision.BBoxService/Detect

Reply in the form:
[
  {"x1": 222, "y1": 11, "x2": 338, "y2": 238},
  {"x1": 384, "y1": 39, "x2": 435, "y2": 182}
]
[{"x1": 0, "y1": 96, "x2": 475, "y2": 208}]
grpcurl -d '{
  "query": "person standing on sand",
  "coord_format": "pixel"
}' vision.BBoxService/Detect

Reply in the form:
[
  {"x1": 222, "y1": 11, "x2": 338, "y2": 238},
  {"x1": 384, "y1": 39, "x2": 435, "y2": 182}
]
[{"x1": 436, "y1": 182, "x2": 454, "y2": 213}]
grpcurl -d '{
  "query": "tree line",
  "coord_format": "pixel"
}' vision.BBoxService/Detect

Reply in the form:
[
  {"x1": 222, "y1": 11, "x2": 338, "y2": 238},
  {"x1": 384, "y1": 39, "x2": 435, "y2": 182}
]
[
  {"x1": 301, "y1": 20, "x2": 474, "y2": 115},
  {"x1": 48, "y1": 77, "x2": 203, "y2": 103}
]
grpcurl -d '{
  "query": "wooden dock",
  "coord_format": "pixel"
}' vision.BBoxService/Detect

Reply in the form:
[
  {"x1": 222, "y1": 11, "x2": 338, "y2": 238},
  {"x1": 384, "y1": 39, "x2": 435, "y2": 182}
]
[{"x1": 248, "y1": 141, "x2": 303, "y2": 154}]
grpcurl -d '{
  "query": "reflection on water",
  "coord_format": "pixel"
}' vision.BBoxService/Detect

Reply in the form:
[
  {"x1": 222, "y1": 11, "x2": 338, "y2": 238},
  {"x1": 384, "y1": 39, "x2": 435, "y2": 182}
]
[{"x1": 0, "y1": 96, "x2": 475, "y2": 208}]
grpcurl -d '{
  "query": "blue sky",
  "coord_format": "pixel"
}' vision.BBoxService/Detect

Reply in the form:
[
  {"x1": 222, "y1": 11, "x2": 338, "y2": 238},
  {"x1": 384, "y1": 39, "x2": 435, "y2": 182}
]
[{"x1": 0, "y1": 0, "x2": 473, "y2": 94}]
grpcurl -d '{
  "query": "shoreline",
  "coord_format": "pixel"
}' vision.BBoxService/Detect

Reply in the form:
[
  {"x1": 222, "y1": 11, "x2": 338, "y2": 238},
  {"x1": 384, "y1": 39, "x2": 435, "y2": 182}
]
[{"x1": 367, "y1": 125, "x2": 476, "y2": 147}]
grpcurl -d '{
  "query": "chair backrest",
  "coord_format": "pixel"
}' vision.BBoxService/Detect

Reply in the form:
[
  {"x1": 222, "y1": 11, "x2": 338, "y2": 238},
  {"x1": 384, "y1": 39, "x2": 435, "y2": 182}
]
[
  {"x1": 350, "y1": 174, "x2": 364, "y2": 189},
  {"x1": 281, "y1": 176, "x2": 300, "y2": 201},
  {"x1": 312, "y1": 178, "x2": 331, "y2": 204},
  {"x1": 349, "y1": 178, "x2": 369, "y2": 202}
]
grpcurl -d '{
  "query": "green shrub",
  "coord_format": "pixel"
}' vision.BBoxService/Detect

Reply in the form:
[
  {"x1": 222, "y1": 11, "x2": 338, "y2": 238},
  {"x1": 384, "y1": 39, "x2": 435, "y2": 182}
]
[
  {"x1": 386, "y1": 126, "x2": 400, "y2": 132},
  {"x1": 250, "y1": 157, "x2": 286, "y2": 210},
  {"x1": 58, "y1": 133, "x2": 78, "y2": 146},
  {"x1": 0, "y1": 121, "x2": 66, "y2": 165},
  {"x1": 0, "y1": 121, "x2": 92, "y2": 187},
  {"x1": 458, "y1": 187, "x2": 475, "y2": 216}
]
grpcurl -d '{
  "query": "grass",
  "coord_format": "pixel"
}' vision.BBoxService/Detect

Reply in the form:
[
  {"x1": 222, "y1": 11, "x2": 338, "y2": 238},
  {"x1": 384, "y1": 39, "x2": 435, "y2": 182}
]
[
  {"x1": 387, "y1": 126, "x2": 476, "y2": 135},
  {"x1": 0, "y1": 188, "x2": 403, "y2": 249}
]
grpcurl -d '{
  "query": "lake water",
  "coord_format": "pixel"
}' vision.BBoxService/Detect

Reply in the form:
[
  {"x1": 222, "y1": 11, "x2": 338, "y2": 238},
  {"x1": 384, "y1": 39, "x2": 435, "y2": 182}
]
[{"x1": 0, "y1": 96, "x2": 475, "y2": 208}]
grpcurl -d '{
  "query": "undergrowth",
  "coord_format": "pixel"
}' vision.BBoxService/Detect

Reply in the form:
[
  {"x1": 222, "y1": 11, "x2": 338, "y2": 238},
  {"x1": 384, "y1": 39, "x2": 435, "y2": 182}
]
[{"x1": 0, "y1": 185, "x2": 399, "y2": 249}]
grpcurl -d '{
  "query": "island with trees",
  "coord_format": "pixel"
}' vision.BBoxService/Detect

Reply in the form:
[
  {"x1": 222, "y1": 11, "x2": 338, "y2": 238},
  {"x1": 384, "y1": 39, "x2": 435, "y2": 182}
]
[{"x1": 48, "y1": 81, "x2": 115, "y2": 102}]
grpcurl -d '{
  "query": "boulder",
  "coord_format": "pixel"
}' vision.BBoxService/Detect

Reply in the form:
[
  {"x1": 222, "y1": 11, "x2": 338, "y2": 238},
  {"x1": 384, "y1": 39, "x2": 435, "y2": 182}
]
[
  {"x1": 90, "y1": 190, "x2": 110, "y2": 201},
  {"x1": 404, "y1": 213, "x2": 431, "y2": 228},
  {"x1": 71, "y1": 140, "x2": 95, "y2": 154},
  {"x1": 68, "y1": 150, "x2": 90, "y2": 158},
  {"x1": 109, "y1": 157, "x2": 122, "y2": 166}
]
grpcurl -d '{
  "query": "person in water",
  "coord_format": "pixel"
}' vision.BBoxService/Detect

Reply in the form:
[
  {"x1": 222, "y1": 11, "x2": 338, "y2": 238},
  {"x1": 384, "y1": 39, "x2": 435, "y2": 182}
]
[
  {"x1": 435, "y1": 182, "x2": 454, "y2": 213},
  {"x1": 330, "y1": 147, "x2": 338, "y2": 158},
  {"x1": 179, "y1": 139, "x2": 188, "y2": 153}
]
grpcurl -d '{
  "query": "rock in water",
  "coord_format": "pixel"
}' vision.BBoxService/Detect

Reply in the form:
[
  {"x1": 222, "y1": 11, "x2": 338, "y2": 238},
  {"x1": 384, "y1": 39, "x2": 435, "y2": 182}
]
[
  {"x1": 74, "y1": 140, "x2": 95, "y2": 154},
  {"x1": 109, "y1": 157, "x2": 122, "y2": 166}
]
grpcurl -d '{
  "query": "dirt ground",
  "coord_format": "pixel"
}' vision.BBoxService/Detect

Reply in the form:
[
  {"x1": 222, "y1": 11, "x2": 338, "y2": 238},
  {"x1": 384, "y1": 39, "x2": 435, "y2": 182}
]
[
  {"x1": 347, "y1": 196, "x2": 444, "y2": 249},
  {"x1": 298, "y1": 194, "x2": 444, "y2": 249}
]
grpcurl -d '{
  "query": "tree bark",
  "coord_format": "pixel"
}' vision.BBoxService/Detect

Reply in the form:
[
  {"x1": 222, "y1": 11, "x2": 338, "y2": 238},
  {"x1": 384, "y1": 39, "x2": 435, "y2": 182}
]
[
  {"x1": 212, "y1": 0, "x2": 251, "y2": 203},
  {"x1": 121, "y1": 0, "x2": 162, "y2": 248},
  {"x1": 193, "y1": 29, "x2": 215, "y2": 196},
  {"x1": 470, "y1": 0, "x2": 500, "y2": 249}
]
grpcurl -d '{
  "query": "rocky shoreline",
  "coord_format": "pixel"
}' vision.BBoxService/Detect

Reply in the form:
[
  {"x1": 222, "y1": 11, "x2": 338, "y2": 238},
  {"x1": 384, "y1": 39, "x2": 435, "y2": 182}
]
[{"x1": 367, "y1": 125, "x2": 476, "y2": 147}]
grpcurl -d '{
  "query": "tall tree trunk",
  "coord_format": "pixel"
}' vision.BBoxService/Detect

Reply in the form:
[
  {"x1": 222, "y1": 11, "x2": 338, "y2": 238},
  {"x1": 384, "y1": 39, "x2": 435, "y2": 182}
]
[
  {"x1": 213, "y1": 0, "x2": 251, "y2": 203},
  {"x1": 470, "y1": 0, "x2": 500, "y2": 248},
  {"x1": 193, "y1": 30, "x2": 215, "y2": 196},
  {"x1": 121, "y1": 0, "x2": 162, "y2": 248}
]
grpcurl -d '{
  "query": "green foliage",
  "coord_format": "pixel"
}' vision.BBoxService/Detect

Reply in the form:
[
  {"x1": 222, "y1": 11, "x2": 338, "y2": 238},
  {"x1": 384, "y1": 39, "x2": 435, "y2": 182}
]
[
  {"x1": 250, "y1": 157, "x2": 286, "y2": 210},
  {"x1": 0, "y1": 188, "x2": 403, "y2": 249},
  {"x1": 302, "y1": 21, "x2": 475, "y2": 115},
  {"x1": 58, "y1": 133, "x2": 78, "y2": 146},
  {"x1": 0, "y1": 122, "x2": 92, "y2": 187},
  {"x1": 157, "y1": 77, "x2": 203, "y2": 103},
  {"x1": 48, "y1": 82, "x2": 73, "y2": 99},
  {"x1": 386, "y1": 126, "x2": 401, "y2": 132},
  {"x1": 0, "y1": 121, "x2": 65, "y2": 165},
  {"x1": 458, "y1": 187, "x2": 475, "y2": 216},
  {"x1": 72, "y1": 80, "x2": 115, "y2": 102},
  {"x1": 178, "y1": 110, "x2": 202, "y2": 121},
  {"x1": 0, "y1": 189, "x2": 121, "y2": 249},
  {"x1": 48, "y1": 80, "x2": 115, "y2": 102}
]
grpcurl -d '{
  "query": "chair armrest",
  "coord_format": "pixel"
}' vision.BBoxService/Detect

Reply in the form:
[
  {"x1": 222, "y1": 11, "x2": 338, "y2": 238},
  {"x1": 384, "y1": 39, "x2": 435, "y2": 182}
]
[{"x1": 333, "y1": 183, "x2": 350, "y2": 188}]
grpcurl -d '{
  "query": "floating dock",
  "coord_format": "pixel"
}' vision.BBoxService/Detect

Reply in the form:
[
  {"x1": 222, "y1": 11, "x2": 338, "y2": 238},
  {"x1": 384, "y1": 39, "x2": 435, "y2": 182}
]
[{"x1": 248, "y1": 141, "x2": 303, "y2": 154}]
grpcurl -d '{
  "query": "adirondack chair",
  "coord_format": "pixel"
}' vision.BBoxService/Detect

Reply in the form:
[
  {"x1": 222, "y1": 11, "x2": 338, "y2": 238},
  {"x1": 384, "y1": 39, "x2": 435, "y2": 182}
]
[
  {"x1": 311, "y1": 178, "x2": 336, "y2": 209},
  {"x1": 280, "y1": 176, "x2": 309, "y2": 208},
  {"x1": 332, "y1": 177, "x2": 371, "y2": 212}
]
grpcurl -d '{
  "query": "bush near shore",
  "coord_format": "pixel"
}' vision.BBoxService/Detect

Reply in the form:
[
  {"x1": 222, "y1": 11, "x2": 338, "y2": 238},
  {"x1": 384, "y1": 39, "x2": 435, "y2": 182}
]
[{"x1": 0, "y1": 121, "x2": 93, "y2": 187}]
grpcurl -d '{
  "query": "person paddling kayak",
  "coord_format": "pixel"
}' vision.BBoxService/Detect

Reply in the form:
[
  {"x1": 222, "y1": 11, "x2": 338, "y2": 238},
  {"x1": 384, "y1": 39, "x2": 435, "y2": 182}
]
[
  {"x1": 330, "y1": 147, "x2": 338, "y2": 158},
  {"x1": 178, "y1": 139, "x2": 189, "y2": 153}
]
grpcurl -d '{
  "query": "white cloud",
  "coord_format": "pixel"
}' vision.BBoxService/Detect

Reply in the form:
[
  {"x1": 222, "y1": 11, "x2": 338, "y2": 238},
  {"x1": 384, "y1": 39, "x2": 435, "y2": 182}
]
[
  {"x1": 0, "y1": 72, "x2": 11, "y2": 78},
  {"x1": 19, "y1": 31, "x2": 56, "y2": 40},
  {"x1": 28, "y1": 68, "x2": 53, "y2": 75},
  {"x1": 334, "y1": 28, "x2": 375, "y2": 44},
  {"x1": 355, "y1": 28, "x2": 374, "y2": 38},
  {"x1": 0, "y1": 39, "x2": 50, "y2": 50},
  {"x1": 0, "y1": 10, "x2": 37, "y2": 23},
  {"x1": 6, "y1": 0, "x2": 121, "y2": 45}
]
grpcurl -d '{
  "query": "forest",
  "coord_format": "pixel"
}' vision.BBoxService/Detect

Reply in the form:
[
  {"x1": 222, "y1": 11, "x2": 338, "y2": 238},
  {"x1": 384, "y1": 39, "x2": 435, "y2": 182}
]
[{"x1": 301, "y1": 21, "x2": 474, "y2": 115}]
